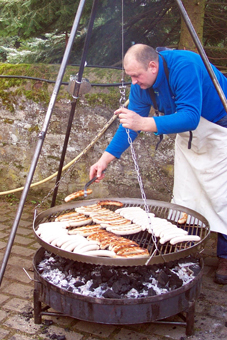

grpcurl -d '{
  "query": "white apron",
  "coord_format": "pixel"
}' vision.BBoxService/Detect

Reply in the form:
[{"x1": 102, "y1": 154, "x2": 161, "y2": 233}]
[{"x1": 172, "y1": 117, "x2": 227, "y2": 235}]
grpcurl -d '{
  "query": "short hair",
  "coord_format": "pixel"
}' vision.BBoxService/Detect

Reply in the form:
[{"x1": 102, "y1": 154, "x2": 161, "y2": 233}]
[{"x1": 124, "y1": 44, "x2": 158, "y2": 69}]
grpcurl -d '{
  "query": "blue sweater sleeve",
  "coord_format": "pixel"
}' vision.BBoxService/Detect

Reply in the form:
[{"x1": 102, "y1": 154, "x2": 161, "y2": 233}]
[
  {"x1": 105, "y1": 90, "x2": 151, "y2": 158},
  {"x1": 105, "y1": 124, "x2": 139, "y2": 158}
]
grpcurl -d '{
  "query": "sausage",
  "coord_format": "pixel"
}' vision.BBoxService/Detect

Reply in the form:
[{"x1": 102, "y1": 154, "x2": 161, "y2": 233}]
[
  {"x1": 159, "y1": 230, "x2": 188, "y2": 244},
  {"x1": 178, "y1": 212, "x2": 188, "y2": 224},
  {"x1": 78, "y1": 250, "x2": 117, "y2": 257},
  {"x1": 64, "y1": 189, "x2": 93, "y2": 202},
  {"x1": 170, "y1": 235, "x2": 201, "y2": 245},
  {"x1": 74, "y1": 244, "x2": 100, "y2": 254},
  {"x1": 159, "y1": 227, "x2": 187, "y2": 239}
]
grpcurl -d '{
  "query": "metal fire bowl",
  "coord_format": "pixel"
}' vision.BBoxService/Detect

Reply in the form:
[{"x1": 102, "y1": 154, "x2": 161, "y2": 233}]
[
  {"x1": 33, "y1": 247, "x2": 204, "y2": 328},
  {"x1": 33, "y1": 198, "x2": 210, "y2": 266}
]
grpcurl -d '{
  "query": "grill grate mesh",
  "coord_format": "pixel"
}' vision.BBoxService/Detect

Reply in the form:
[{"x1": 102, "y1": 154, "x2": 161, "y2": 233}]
[{"x1": 33, "y1": 198, "x2": 210, "y2": 266}]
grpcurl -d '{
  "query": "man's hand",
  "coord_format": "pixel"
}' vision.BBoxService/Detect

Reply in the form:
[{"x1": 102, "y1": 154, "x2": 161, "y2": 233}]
[
  {"x1": 114, "y1": 107, "x2": 157, "y2": 132},
  {"x1": 114, "y1": 107, "x2": 144, "y2": 131},
  {"x1": 89, "y1": 152, "x2": 115, "y2": 182}
]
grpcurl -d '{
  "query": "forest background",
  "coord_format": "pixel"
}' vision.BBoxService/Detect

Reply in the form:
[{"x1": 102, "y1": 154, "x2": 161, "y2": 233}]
[{"x1": 0, "y1": 0, "x2": 226, "y2": 71}]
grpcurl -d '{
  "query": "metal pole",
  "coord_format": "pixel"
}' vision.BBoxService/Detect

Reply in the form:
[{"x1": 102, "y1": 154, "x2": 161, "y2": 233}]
[
  {"x1": 51, "y1": 0, "x2": 99, "y2": 207},
  {"x1": 175, "y1": 0, "x2": 227, "y2": 112},
  {"x1": 0, "y1": 0, "x2": 87, "y2": 286}
]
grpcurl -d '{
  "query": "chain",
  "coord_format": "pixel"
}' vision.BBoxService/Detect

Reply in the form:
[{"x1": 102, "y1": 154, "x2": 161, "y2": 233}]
[
  {"x1": 119, "y1": 0, "x2": 159, "y2": 262},
  {"x1": 126, "y1": 129, "x2": 159, "y2": 259}
]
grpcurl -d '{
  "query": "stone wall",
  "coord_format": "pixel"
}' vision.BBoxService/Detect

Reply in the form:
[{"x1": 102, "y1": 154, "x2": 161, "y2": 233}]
[{"x1": 0, "y1": 67, "x2": 175, "y2": 206}]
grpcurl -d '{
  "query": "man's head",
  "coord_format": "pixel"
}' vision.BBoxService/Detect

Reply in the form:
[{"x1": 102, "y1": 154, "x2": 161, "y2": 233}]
[{"x1": 124, "y1": 44, "x2": 159, "y2": 89}]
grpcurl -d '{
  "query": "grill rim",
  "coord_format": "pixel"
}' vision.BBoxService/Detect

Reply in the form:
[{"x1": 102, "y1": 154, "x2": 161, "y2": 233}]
[{"x1": 33, "y1": 197, "x2": 210, "y2": 266}]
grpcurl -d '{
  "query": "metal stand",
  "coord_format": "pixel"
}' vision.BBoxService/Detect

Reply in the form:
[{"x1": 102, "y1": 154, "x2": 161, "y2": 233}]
[
  {"x1": 175, "y1": 0, "x2": 227, "y2": 112},
  {"x1": 51, "y1": 0, "x2": 99, "y2": 207},
  {"x1": 0, "y1": 0, "x2": 88, "y2": 286},
  {"x1": 33, "y1": 266, "x2": 197, "y2": 336},
  {"x1": 0, "y1": 0, "x2": 226, "y2": 288}
]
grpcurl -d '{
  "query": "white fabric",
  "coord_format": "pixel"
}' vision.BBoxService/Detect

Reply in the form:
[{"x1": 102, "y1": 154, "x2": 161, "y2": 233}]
[{"x1": 172, "y1": 117, "x2": 227, "y2": 235}]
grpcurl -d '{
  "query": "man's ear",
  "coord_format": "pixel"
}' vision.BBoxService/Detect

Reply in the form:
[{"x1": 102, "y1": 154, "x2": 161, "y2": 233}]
[{"x1": 148, "y1": 61, "x2": 158, "y2": 74}]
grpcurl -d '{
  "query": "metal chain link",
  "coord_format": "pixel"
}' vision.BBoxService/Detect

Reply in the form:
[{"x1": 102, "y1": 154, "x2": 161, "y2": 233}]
[
  {"x1": 126, "y1": 128, "x2": 159, "y2": 258},
  {"x1": 118, "y1": 82, "x2": 159, "y2": 259}
]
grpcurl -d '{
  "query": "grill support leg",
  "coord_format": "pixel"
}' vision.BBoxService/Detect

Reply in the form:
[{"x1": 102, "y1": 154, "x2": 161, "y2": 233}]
[
  {"x1": 34, "y1": 288, "x2": 42, "y2": 324},
  {"x1": 185, "y1": 301, "x2": 195, "y2": 336}
]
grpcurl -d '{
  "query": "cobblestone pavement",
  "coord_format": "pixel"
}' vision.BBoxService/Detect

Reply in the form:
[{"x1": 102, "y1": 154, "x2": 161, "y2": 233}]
[{"x1": 0, "y1": 199, "x2": 227, "y2": 340}]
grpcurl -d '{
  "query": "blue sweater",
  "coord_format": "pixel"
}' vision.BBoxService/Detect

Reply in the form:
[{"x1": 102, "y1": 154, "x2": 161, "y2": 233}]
[{"x1": 106, "y1": 50, "x2": 227, "y2": 158}]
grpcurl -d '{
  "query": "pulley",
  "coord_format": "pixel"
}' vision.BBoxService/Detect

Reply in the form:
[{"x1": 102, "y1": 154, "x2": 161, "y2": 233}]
[{"x1": 67, "y1": 74, "x2": 92, "y2": 96}]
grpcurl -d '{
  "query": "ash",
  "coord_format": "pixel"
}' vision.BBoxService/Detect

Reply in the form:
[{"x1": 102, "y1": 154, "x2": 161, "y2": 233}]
[{"x1": 37, "y1": 251, "x2": 201, "y2": 299}]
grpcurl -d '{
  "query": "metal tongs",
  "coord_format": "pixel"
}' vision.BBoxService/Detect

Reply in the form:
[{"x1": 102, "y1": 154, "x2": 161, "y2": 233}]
[{"x1": 84, "y1": 170, "x2": 106, "y2": 197}]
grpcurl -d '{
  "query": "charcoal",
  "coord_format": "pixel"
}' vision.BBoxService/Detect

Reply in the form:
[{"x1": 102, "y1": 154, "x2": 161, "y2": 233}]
[
  {"x1": 101, "y1": 283, "x2": 108, "y2": 290},
  {"x1": 100, "y1": 267, "x2": 115, "y2": 280},
  {"x1": 147, "y1": 287, "x2": 156, "y2": 296},
  {"x1": 91, "y1": 273, "x2": 102, "y2": 286},
  {"x1": 43, "y1": 319, "x2": 53, "y2": 326},
  {"x1": 107, "y1": 275, "x2": 117, "y2": 286},
  {"x1": 90, "y1": 281, "x2": 100, "y2": 290},
  {"x1": 112, "y1": 278, "x2": 132, "y2": 294},
  {"x1": 131, "y1": 279, "x2": 144, "y2": 291},
  {"x1": 103, "y1": 289, "x2": 121, "y2": 299},
  {"x1": 157, "y1": 270, "x2": 169, "y2": 287},
  {"x1": 74, "y1": 280, "x2": 84, "y2": 287},
  {"x1": 38, "y1": 252, "x2": 200, "y2": 299},
  {"x1": 189, "y1": 264, "x2": 201, "y2": 276}
]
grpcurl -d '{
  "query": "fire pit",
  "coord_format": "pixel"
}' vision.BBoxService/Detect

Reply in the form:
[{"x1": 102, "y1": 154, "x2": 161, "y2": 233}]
[{"x1": 33, "y1": 247, "x2": 203, "y2": 336}]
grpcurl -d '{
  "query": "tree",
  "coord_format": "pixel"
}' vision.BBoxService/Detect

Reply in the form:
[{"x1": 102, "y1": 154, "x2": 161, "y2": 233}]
[
  {"x1": 178, "y1": 0, "x2": 206, "y2": 51},
  {"x1": 0, "y1": 0, "x2": 226, "y2": 70}
]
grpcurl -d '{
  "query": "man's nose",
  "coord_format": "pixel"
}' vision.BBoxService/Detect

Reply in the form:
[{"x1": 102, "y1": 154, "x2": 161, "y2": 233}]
[{"x1": 131, "y1": 77, "x2": 137, "y2": 85}]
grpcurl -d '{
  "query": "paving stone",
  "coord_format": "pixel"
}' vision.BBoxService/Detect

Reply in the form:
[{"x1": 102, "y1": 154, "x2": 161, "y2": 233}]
[
  {"x1": 146, "y1": 321, "x2": 188, "y2": 339},
  {"x1": 2, "y1": 282, "x2": 33, "y2": 299},
  {"x1": 20, "y1": 216, "x2": 33, "y2": 223},
  {"x1": 0, "y1": 293, "x2": 10, "y2": 304},
  {"x1": 74, "y1": 320, "x2": 116, "y2": 338},
  {"x1": 8, "y1": 256, "x2": 33, "y2": 270},
  {"x1": 0, "y1": 231, "x2": 9, "y2": 238},
  {"x1": 16, "y1": 227, "x2": 34, "y2": 236},
  {"x1": 40, "y1": 325, "x2": 83, "y2": 340},
  {"x1": 114, "y1": 328, "x2": 159, "y2": 340},
  {"x1": 14, "y1": 235, "x2": 34, "y2": 246},
  {"x1": 0, "y1": 309, "x2": 8, "y2": 322},
  {"x1": 0, "y1": 328, "x2": 10, "y2": 340},
  {"x1": 4, "y1": 264, "x2": 33, "y2": 284},
  {"x1": 11, "y1": 245, "x2": 35, "y2": 257},
  {"x1": 201, "y1": 287, "x2": 227, "y2": 306},
  {"x1": 9, "y1": 334, "x2": 34, "y2": 340},
  {"x1": 2, "y1": 297, "x2": 32, "y2": 313},
  {"x1": 3, "y1": 314, "x2": 41, "y2": 334},
  {"x1": 0, "y1": 241, "x2": 6, "y2": 249}
]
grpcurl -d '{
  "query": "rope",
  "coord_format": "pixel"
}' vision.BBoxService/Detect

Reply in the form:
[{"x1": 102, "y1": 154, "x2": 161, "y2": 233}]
[{"x1": 0, "y1": 99, "x2": 129, "y2": 196}]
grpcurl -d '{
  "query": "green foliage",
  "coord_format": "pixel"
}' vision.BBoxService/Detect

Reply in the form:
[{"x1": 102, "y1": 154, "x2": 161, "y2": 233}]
[{"x1": 0, "y1": 0, "x2": 226, "y2": 69}]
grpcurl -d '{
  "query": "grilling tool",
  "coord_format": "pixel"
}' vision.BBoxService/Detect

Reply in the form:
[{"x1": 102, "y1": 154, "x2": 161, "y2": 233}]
[{"x1": 84, "y1": 170, "x2": 106, "y2": 197}]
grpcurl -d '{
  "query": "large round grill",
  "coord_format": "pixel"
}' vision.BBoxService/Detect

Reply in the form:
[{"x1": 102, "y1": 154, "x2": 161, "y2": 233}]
[{"x1": 33, "y1": 198, "x2": 210, "y2": 266}]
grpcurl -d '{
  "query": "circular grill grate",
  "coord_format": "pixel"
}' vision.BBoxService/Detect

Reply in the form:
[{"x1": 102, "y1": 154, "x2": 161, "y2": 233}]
[{"x1": 33, "y1": 198, "x2": 210, "y2": 266}]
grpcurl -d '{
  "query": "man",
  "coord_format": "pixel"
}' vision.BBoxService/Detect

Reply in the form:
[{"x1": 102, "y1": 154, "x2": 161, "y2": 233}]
[{"x1": 89, "y1": 44, "x2": 227, "y2": 284}]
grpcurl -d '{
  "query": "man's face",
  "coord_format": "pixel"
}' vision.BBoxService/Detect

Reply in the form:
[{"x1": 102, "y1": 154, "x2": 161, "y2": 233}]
[{"x1": 124, "y1": 58, "x2": 158, "y2": 89}]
